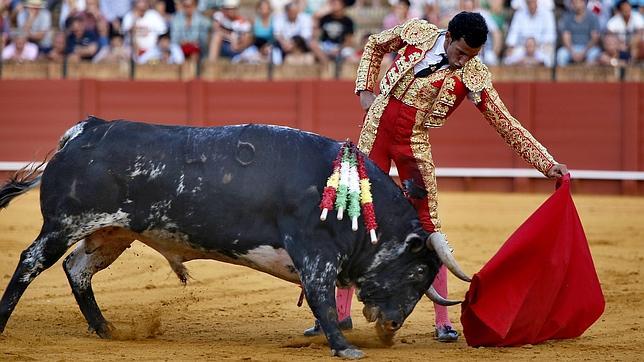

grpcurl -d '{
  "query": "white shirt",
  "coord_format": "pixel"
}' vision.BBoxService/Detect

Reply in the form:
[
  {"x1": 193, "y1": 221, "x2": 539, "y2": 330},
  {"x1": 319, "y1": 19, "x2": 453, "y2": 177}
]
[
  {"x1": 413, "y1": 32, "x2": 448, "y2": 75},
  {"x1": 273, "y1": 12, "x2": 313, "y2": 41},
  {"x1": 122, "y1": 9, "x2": 168, "y2": 53},
  {"x1": 2, "y1": 41, "x2": 39, "y2": 61},
  {"x1": 606, "y1": 12, "x2": 644, "y2": 44},
  {"x1": 505, "y1": 8, "x2": 556, "y2": 48}
]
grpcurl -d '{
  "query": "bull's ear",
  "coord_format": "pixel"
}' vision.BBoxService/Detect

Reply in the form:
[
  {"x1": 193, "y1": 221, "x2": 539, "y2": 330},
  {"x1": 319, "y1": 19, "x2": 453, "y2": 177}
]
[{"x1": 405, "y1": 233, "x2": 424, "y2": 253}]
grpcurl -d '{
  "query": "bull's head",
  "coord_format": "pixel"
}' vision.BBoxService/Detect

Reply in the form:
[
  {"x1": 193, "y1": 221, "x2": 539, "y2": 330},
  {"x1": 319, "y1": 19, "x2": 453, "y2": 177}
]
[{"x1": 355, "y1": 224, "x2": 470, "y2": 345}]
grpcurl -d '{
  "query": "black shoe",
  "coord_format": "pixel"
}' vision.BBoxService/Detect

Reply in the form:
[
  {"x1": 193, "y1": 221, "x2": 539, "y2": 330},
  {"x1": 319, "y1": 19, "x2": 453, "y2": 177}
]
[
  {"x1": 303, "y1": 317, "x2": 353, "y2": 336},
  {"x1": 435, "y1": 325, "x2": 459, "y2": 342}
]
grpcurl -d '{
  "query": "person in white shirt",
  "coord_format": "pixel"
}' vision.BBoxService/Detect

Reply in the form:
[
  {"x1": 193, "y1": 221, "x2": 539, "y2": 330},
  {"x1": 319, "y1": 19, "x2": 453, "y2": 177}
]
[
  {"x1": 504, "y1": 0, "x2": 556, "y2": 66},
  {"x1": 122, "y1": 0, "x2": 168, "y2": 57},
  {"x1": 2, "y1": 31, "x2": 38, "y2": 61},
  {"x1": 606, "y1": 0, "x2": 643, "y2": 61},
  {"x1": 273, "y1": 1, "x2": 313, "y2": 63}
]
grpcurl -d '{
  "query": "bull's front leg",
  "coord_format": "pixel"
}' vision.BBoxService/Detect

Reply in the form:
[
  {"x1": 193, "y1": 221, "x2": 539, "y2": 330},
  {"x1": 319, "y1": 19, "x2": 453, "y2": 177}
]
[{"x1": 297, "y1": 256, "x2": 363, "y2": 359}]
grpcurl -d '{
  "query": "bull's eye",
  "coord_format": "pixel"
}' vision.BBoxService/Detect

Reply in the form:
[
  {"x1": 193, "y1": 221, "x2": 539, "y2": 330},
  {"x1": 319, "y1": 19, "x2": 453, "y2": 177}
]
[{"x1": 408, "y1": 266, "x2": 427, "y2": 280}]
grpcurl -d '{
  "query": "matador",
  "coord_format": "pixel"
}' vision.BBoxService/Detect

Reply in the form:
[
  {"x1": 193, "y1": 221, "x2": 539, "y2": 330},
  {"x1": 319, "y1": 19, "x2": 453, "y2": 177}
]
[{"x1": 304, "y1": 12, "x2": 568, "y2": 341}]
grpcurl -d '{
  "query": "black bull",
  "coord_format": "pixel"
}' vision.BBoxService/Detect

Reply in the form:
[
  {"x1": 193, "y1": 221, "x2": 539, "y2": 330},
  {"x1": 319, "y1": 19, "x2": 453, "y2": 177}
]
[{"x1": 0, "y1": 118, "x2": 464, "y2": 358}]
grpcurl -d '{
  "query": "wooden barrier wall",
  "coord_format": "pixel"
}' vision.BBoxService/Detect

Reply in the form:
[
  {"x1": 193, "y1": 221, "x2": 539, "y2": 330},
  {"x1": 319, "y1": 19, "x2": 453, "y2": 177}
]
[{"x1": 0, "y1": 79, "x2": 641, "y2": 194}]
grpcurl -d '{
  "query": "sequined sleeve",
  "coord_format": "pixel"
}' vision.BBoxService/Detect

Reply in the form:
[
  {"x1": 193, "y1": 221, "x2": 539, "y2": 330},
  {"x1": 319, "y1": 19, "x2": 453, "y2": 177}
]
[
  {"x1": 354, "y1": 24, "x2": 406, "y2": 94},
  {"x1": 476, "y1": 87, "x2": 557, "y2": 175}
]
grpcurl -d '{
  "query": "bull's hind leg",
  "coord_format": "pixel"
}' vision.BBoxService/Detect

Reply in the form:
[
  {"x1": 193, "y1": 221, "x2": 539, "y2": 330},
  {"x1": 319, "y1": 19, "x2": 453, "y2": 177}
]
[
  {"x1": 0, "y1": 229, "x2": 72, "y2": 333},
  {"x1": 63, "y1": 227, "x2": 134, "y2": 338}
]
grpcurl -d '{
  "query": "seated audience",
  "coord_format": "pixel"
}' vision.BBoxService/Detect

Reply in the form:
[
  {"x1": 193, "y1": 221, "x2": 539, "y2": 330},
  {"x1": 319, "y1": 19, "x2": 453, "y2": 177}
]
[
  {"x1": 556, "y1": 0, "x2": 601, "y2": 65},
  {"x1": 138, "y1": 32, "x2": 185, "y2": 64},
  {"x1": 310, "y1": 0, "x2": 355, "y2": 63},
  {"x1": 2, "y1": 30, "x2": 38, "y2": 61}
]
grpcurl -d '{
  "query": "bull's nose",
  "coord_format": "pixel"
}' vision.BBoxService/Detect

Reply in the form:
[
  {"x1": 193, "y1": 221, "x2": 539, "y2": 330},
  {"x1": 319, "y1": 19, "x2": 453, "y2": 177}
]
[{"x1": 385, "y1": 320, "x2": 401, "y2": 332}]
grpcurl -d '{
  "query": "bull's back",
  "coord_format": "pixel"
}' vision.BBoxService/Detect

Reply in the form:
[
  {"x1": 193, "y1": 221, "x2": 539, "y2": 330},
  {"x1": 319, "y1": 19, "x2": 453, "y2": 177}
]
[{"x1": 41, "y1": 119, "x2": 341, "y2": 248}]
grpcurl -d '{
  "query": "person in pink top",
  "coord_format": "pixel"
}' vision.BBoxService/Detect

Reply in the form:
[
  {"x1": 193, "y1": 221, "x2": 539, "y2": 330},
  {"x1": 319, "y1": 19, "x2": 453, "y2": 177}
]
[{"x1": 2, "y1": 31, "x2": 39, "y2": 61}]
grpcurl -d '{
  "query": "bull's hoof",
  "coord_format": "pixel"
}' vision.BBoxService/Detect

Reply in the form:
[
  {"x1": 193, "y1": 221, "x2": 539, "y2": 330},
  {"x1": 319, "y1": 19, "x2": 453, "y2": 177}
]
[
  {"x1": 333, "y1": 347, "x2": 364, "y2": 359},
  {"x1": 303, "y1": 317, "x2": 353, "y2": 337},
  {"x1": 93, "y1": 321, "x2": 115, "y2": 339}
]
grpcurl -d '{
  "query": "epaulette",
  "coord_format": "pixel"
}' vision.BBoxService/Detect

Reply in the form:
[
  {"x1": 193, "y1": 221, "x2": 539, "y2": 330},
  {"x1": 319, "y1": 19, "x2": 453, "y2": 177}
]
[
  {"x1": 400, "y1": 19, "x2": 438, "y2": 46},
  {"x1": 461, "y1": 57, "x2": 492, "y2": 93}
]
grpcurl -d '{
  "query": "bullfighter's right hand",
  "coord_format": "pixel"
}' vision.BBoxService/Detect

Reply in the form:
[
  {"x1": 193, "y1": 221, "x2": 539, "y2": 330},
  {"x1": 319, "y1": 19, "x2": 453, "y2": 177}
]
[{"x1": 359, "y1": 90, "x2": 376, "y2": 111}]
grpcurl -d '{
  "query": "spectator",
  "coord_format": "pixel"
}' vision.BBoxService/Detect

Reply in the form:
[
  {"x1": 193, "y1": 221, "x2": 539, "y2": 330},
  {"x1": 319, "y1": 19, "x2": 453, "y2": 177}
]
[
  {"x1": 511, "y1": 0, "x2": 554, "y2": 12},
  {"x1": 95, "y1": 7, "x2": 109, "y2": 49},
  {"x1": 1, "y1": 0, "x2": 10, "y2": 47},
  {"x1": 505, "y1": 0, "x2": 556, "y2": 66},
  {"x1": 92, "y1": 32, "x2": 131, "y2": 63},
  {"x1": 65, "y1": 15, "x2": 98, "y2": 61},
  {"x1": 2, "y1": 30, "x2": 39, "y2": 61},
  {"x1": 208, "y1": 0, "x2": 253, "y2": 61},
  {"x1": 597, "y1": 32, "x2": 629, "y2": 66},
  {"x1": 504, "y1": 36, "x2": 548, "y2": 65},
  {"x1": 41, "y1": 30, "x2": 66, "y2": 61},
  {"x1": 80, "y1": 0, "x2": 107, "y2": 34},
  {"x1": 123, "y1": 0, "x2": 167, "y2": 57},
  {"x1": 155, "y1": 0, "x2": 173, "y2": 25},
  {"x1": 253, "y1": 0, "x2": 273, "y2": 49},
  {"x1": 273, "y1": 1, "x2": 313, "y2": 63},
  {"x1": 59, "y1": 0, "x2": 85, "y2": 30},
  {"x1": 484, "y1": 0, "x2": 510, "y2": 35},
  {"x1": 457, "y1": 0, "x2": 502, "y2": 65},
  {"x1": 556, "y1": 0, "x2": 601, "y2": 65},
  {"x1": 99, "y1": 0, "x2": 130, "y2": 35},
  {"x1": 421, "y1": 0, "x2": 441, "y2": 25},
  {"x1": 284, "y1": 34, "x2": 314, "y2": 64},
  {"x1": 138, "y1": 32, "x2": 185, "y2": 64},
  {"x1": 310, "y1": 0, "x2": 354, "y2": 63},
  {"x1": 606, "y1": 0, "x2": 643, "y2": 61},
  {"x1": 198, "y1": 0, "x2": 219, "y2": 18},
  {"x1": 170, "y1": 0, "x2": 211, "y2": 60},
  {"x1": 586, "y1": 0, "x2": 614, "y2": 30},
  {"x1": 17, "y1": 0, "x2": 53, "y2": 51},
  {"x1": 383, "y1": 0, "x2": 413, "y2": 30}
]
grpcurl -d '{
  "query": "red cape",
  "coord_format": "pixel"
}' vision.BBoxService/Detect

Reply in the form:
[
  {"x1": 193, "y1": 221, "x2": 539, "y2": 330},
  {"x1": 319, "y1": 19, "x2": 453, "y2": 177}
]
[{"x1": 460, "y1": 174, "x2": 604, "y2": 347}]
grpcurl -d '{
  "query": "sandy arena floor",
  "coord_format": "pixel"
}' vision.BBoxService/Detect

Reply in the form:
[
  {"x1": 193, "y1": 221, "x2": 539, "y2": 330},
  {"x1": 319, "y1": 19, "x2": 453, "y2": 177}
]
[{"x1": 0, "y1": 190, "x2": 642, "y2": 361}]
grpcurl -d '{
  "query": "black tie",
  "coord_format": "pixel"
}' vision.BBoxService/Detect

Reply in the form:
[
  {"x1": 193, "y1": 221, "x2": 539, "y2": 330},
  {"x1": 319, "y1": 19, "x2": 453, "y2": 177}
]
[{"x1": 415, "y1": 54, "x2": 448, "y2": 78}]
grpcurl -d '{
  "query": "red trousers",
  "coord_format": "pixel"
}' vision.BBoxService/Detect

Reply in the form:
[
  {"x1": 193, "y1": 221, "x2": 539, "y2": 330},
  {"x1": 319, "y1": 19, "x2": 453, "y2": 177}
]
[
  {"x1": 366, "y1": 96, "x2": 438, "y2": 232},
  {"x1": 335, "y1": 96, "x2": 451, "y2": 327}
]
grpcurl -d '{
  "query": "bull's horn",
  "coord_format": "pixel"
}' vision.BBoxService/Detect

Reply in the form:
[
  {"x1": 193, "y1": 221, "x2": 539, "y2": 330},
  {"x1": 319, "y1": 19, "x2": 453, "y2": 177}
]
[
  {"x1": 425, "y1": 286, "x2": 462, "y2": 306},
  {"x1": 427, "y1": 232, "x2": 471, "y2": 282}
]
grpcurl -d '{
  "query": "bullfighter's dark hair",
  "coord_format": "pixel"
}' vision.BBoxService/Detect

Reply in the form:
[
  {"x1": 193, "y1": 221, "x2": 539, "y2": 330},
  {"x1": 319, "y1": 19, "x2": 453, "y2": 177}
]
[{"x1": 448, "y1": 12, "x2": 488, "y2": 49}]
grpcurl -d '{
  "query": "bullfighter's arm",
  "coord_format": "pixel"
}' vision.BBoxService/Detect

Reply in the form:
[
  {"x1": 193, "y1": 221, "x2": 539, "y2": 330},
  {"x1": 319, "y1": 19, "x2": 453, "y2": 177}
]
[
  {"x1": 354, "y1": 22, "x2": 408, "y2": 94},
  {"x1": 475, "y1": 86, "x2": 557, "y2": 176}
]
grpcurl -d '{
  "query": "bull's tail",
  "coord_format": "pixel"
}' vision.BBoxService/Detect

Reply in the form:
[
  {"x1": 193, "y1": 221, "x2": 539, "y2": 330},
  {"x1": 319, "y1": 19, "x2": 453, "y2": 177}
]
[{"x1": 0, "y1": 160, "x2": 46, "y2": 210}]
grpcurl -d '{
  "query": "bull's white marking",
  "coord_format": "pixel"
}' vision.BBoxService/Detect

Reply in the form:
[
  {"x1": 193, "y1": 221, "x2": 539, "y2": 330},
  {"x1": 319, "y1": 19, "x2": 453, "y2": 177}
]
[
  {"x1": 177, "y1": 174, "x2": 185, "y2": 194},
  {"x1": 129, "y1": 156, "x2": 166, "y2": 179},
  {"x1": 301, "y1": 255, "x2": 341, "y2": 304},
  {"x1": 366, "y1": 237, "x2": 407, "y2": 273},
  {"x1": 58, "y1": 122, "x2": 86, "y2": 150},
  {"x1": 20, "y1": 237, "x2": 46, "y2": 282},
  {"x1": 237, "y1": 245, "x2": 297, "y2": 281},
  {"x1": 61, "y1": 209, "x2": 131, "y2": 244},
  {"x1": 66, "y1": 240, "x2": 95, "y2": 290},
  {"x1": 222, "y1": 173, "x2": 232, "y2": 184},
  {"x1": 148, "y1": 200, "x2": 172, "y2": 222},
  {"x1": 191, "y1": 177, "x2": 203, "y2": 194}
]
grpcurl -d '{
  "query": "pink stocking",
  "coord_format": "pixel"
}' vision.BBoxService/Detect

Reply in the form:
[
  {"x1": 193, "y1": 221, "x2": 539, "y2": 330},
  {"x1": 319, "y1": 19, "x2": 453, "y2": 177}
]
[
  {"x1": 432, "y1": 265, "x2": 452, "y2": 327},
  {"x1": 336, "y1": 287, "x2": 354, "y2": 321}
]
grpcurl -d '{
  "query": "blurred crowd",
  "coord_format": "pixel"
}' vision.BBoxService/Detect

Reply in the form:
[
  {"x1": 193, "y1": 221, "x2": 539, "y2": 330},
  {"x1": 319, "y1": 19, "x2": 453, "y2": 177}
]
[{"x1": 1, "y1": 0, "x2": 642, "y2": 67}]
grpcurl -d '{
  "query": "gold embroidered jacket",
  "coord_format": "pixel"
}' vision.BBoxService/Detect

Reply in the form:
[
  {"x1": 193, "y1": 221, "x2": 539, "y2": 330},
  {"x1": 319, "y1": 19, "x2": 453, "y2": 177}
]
[{"x1": 355, "y1": 19, "x2": 557, "y2": 176}]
